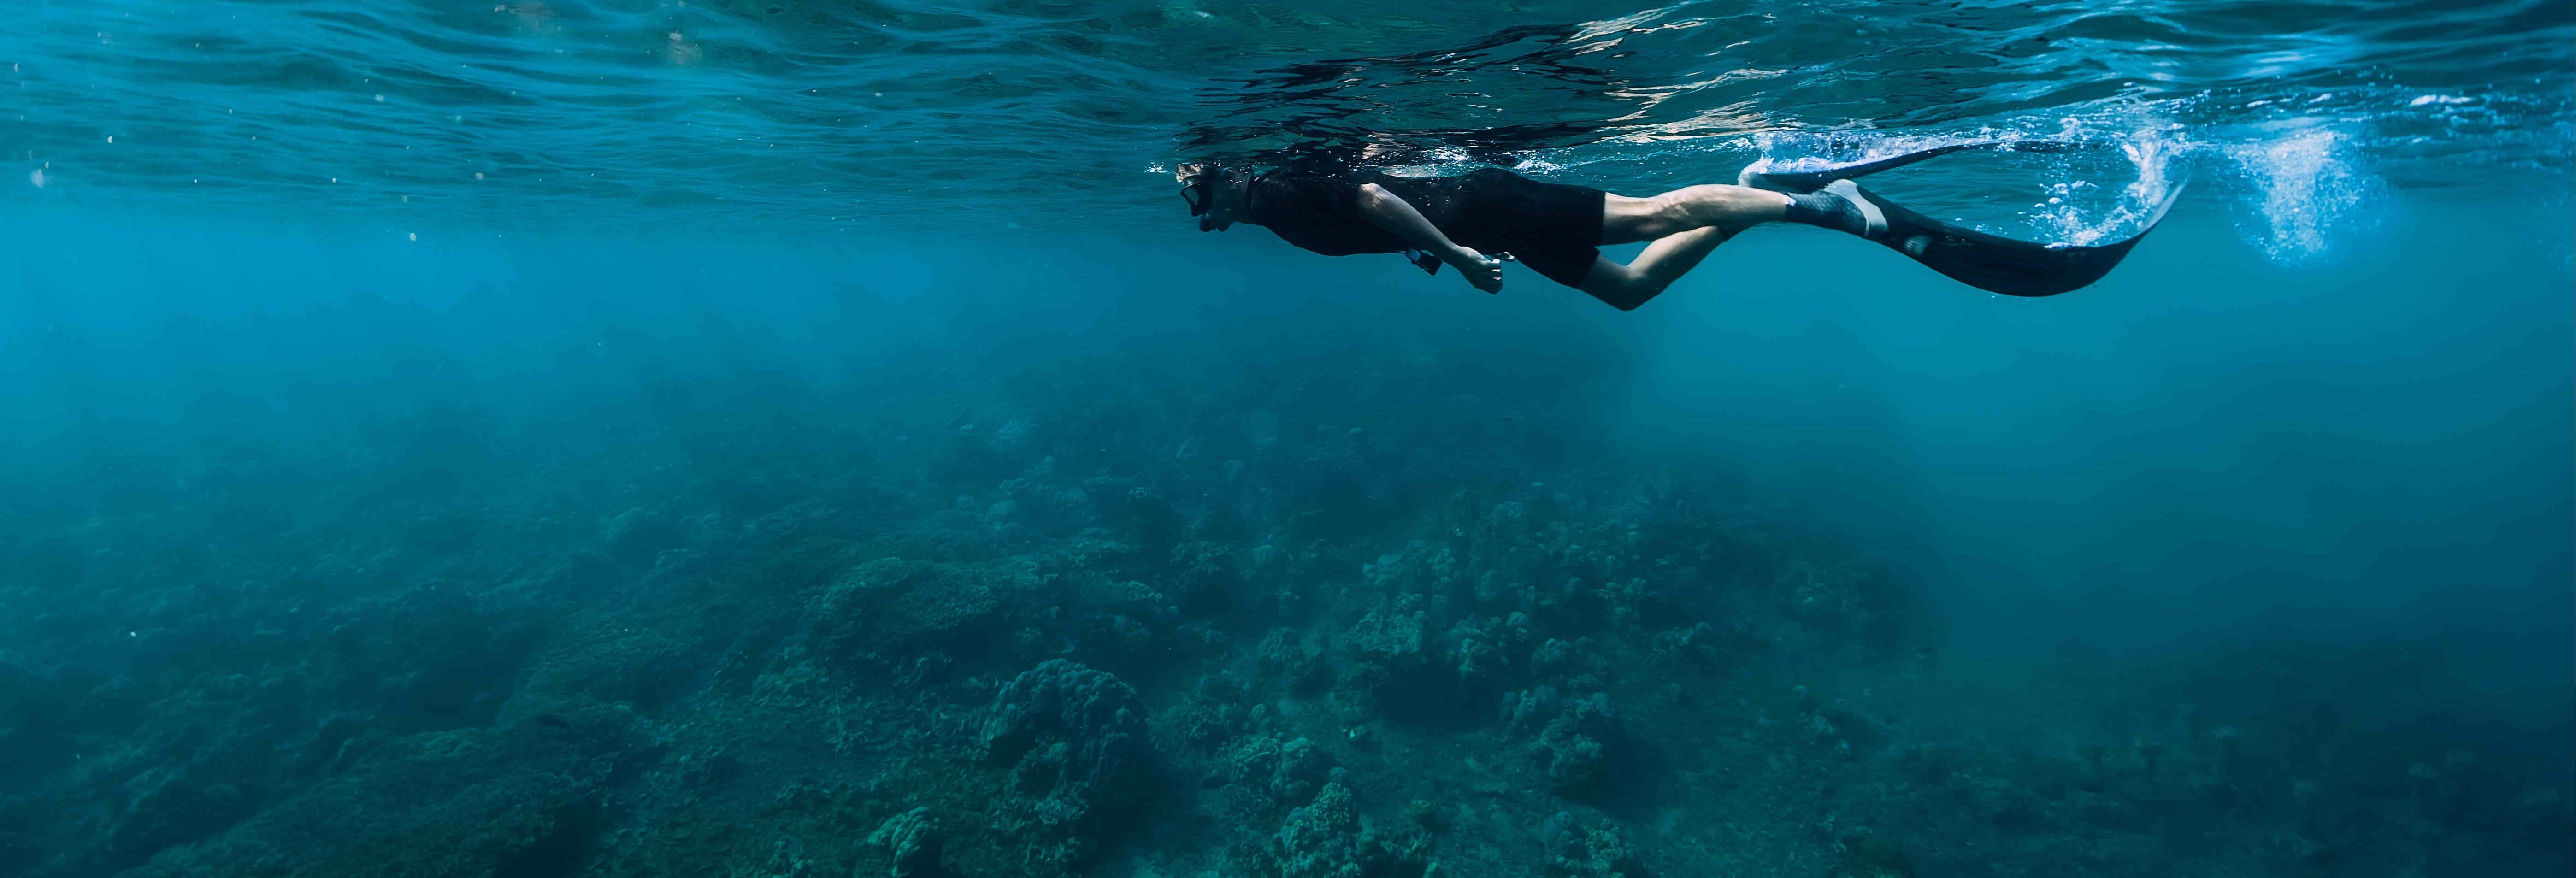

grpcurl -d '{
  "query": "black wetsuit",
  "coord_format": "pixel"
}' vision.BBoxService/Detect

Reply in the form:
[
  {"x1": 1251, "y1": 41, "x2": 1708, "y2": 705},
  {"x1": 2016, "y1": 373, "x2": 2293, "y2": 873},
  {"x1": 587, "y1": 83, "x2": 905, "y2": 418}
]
[{"x1": 1245, "y1": 168, "x2": 1607, "y2": 289}]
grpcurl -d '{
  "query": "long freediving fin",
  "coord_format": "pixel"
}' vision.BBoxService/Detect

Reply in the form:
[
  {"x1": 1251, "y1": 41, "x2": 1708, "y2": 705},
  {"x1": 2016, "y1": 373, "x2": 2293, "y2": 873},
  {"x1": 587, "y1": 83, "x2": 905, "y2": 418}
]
[{"x1": 1857, "y1": 176, "x2": 2188, "y2": 297}]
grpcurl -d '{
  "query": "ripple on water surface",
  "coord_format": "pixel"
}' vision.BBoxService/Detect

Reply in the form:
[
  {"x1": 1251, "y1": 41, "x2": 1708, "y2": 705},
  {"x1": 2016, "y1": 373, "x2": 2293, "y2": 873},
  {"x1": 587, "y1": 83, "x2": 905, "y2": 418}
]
[{"x1": 2, "y1": 0, "x2": 2567, "y2": 236}]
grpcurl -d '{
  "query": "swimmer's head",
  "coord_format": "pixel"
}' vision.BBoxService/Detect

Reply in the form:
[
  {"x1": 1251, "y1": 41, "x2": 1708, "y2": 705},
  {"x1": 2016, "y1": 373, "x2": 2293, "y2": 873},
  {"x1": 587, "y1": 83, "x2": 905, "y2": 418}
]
[{"x1": 1177, "y1": 163, "x2": 1248, "y2": 232}]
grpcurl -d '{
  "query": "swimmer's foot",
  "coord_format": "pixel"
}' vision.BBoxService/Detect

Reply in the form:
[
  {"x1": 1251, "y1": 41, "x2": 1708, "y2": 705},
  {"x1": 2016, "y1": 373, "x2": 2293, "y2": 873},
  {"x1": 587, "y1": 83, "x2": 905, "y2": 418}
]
[{"x1": 1779, "y1": 179, "x2": 1887, "y2": 240}]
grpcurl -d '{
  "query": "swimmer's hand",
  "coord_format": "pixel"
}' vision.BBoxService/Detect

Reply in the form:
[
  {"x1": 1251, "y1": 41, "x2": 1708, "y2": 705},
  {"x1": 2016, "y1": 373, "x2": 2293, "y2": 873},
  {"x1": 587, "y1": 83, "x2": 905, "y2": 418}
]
[
  {"x1": 1352, "y1": 183, "x2": 1506, "y2": 293},
  {"x1": 1445, "y1": 247, "x2": 1504, "y2": 294}
]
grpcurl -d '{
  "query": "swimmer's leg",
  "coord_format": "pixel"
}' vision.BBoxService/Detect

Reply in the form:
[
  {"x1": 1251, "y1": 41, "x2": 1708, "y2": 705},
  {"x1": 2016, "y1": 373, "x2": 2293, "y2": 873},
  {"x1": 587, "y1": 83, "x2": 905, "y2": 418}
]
[
  {"x1": 1602, "y1": 186, "x2": 1788, "y2": 245},
  {"x1": 1586, "y1": 177, "x2": 1876, "y2": 309},
  {"x1": 1578, "y1": 225, "x2": 1740, "y2": 310},
  {"x1": 1609, "y1": 140, "x2": 2045, "y2": 242}
]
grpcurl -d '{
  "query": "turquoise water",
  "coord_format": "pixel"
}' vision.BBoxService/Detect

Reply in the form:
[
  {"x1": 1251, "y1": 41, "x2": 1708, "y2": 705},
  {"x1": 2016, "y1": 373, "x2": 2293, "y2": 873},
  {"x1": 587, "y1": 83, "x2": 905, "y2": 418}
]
[{"x1": 3, "y1": 2, "x2": 2572, "y2": 877}]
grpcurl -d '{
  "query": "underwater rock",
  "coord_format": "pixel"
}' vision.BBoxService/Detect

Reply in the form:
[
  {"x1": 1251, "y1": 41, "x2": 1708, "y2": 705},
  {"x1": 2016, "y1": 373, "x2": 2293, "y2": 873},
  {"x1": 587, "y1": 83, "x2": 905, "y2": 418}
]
[
  {"x1": 291, "y1": 716, "x2": 368, "y2": 777},
  {"x1": 1344, "y1": 606, "x2": 1430, "y2": 668},
  {"x1": 1777, "y1": 560, "x2": 1910, "y2": 652},
  {"x1": 1258, "y1": 628, "x2": 1333, "y2": 696},
  {"x1": 1342, "y1": 601, "x2": 1485, "y2": 725},
  {"x1": 1529, "y1": 637, "x2": 1577, "y2": 676},
  {"x1": 1165, "y1": 540, "x2": 1244, "y2": 618},
  {"x1": 1089, "y1": 483, "x2": 1185, "y2": 555},
  {"x1": 106, "y1": 772, "x2": 255, "y2": 866},
  {"x1": 935, "y1": 421, "x2": 1032, "y2": 489},
  {"x1": 1217, "y1": 735, "x2": 1337, "y2": 817},
  {"x1": 525, "y1": 615, "x2": 701, "y2": 709},
  {"x1": 7, "y1": 344, "x2": 2564, "y2": 878},
  {"x1": 1838, "y1": 831, "x2": 1917, "y2": 878},
  {"x1": 318, "y1": 585, "x2": 539, "y2": 731},
  {"x1": 867, "y1": 807, "x2": 942, "y2": 878},
  {"x1": 1537, "y1": 812, "x2": 1642, "y2": 878},
  {"x1": 0, "y1": 803, "x2": 36, "y2": 876},
  {"x1": 994, "y1": 477, "x2": 1095, "y2": 535},
  {"x1": 1172, "y1": 673, "x2": 1253, "y2": 751},
  {"x1": 980, "y1": 659, "x2": 1153, "y2": 873},
  {"x1": 1275, "y1": 781, "x2": 1365, "y2": 878},
  {"x1": 1447, "y1": 614, "x2": 1539, "y2": 694},
  {"x1": 0, "y1": 660, "x2": 81, "y2": 788},
  {"x1": 1500, "y1": 684, "x2": 1563, "y2": 732},
  {"x1": 600, "y1": 507, "x2": 684, "y2": 566},
  {"x1": 1518, "y1": 692, "x2": 1624, "y2": 799},
  {"x1": 121, "y1": 699, "x2": 642, "y2": 878},
  {"x1": 1359, "y1": 542, "x2": 1464, "y2": 603},
  {"x1": 808, "y1": 557, "x2": 1005, "y2": 670},
  {"x1": 1270, "y1": 780, "x2": 1431, "y2": 878},
  {"x1": 1338, "y1": 605, "x2": 1431, "y2": 703},
  {"x1": 1048, "y1": 575, "x2": 1182, "y2": 674},
  {"x1": 1648, "y1": 620, "x2": 1762, "y2": 676}
]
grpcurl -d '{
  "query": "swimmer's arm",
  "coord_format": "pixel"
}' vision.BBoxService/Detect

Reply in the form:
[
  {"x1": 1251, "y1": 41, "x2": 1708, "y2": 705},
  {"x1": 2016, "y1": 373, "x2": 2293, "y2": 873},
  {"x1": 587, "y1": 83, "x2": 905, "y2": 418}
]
[{"x1": 1356, "y1": 183, "x2": 1503, "y2": 292}]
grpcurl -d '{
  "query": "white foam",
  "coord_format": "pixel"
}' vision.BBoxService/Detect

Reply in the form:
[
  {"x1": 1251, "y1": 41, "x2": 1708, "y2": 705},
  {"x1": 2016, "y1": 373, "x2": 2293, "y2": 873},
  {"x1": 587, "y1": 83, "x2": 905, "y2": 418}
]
[
  {"x1": 2021, "y1": 125, "x2": 2180, "y2": 247},
  {"x1": 2226, "y1": 125, "x2": 2380, "y2": 265}
]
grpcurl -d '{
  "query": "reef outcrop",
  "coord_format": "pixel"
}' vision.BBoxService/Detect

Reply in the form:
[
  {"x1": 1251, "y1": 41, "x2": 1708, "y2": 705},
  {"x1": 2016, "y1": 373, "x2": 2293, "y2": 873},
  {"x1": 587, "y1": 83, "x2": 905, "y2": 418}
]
[{"x1": 0, "y1": 346, "x2": 2561, "y2": 878}]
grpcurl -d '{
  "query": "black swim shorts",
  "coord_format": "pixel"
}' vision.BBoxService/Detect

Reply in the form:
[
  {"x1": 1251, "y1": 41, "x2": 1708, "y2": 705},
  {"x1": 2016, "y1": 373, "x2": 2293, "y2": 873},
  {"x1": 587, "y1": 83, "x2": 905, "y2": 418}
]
[{"x1": 1437, "y1": 168, "x2": 1605, "y2": 289}]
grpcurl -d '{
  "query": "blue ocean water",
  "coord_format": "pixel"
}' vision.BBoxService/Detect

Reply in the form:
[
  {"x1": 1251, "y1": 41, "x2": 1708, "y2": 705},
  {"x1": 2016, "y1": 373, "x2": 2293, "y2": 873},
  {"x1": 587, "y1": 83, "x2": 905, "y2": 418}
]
[{"x1": 2, "y1": 2, "x2": 2572, "y2": 877}]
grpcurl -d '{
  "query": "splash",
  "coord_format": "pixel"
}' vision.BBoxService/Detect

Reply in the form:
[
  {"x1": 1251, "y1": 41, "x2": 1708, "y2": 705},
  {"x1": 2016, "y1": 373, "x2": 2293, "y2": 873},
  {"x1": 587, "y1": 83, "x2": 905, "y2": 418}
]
[
  {"x1": 1729, "y1": 120, "x2": 2184, "y2": 247},
  {"x1": 2227, "y1": 125, "x2": 2381, "y2": 265},
  {"x1": 2020, "y1": 126, "x2": 2184, "y2": 247},
  {"x1": 1714, "y1": 108, "x2": 2405, "y2": 263}
]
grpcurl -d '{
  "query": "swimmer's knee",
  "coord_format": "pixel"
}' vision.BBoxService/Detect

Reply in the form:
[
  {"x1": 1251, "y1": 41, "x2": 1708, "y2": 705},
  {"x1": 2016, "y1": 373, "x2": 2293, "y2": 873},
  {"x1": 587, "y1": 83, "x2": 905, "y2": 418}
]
[
  {"x1": 1617, "y1": 279, "x2": 1671, "y2": 310},
  {"x1": 1582, "y1": 269, "x2": 1664, "y2": 311}
]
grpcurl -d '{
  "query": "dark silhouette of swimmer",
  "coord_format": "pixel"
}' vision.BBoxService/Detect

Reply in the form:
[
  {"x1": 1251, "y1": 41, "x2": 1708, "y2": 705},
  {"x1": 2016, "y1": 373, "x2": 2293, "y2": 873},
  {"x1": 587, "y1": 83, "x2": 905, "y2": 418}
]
[{"x1": 1177, "y1": 142, "x2": 2182, "y2": 309}]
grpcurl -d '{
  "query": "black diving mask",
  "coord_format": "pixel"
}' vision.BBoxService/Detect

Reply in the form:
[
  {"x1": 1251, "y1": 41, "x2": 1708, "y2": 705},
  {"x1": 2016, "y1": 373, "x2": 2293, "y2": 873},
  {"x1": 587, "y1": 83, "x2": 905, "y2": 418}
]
[{"x1": 1179, "y1": 173, "x2": 1213, "y2": 216}]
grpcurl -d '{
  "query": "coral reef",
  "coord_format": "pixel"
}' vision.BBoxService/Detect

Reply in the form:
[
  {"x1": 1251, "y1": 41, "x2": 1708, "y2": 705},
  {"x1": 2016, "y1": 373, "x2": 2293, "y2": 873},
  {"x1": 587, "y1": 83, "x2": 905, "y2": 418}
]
[
  {"x1": 980, "y1": 660, "x2": 1154, "y2": 874},
  {"x1": 867, "y1": 807, "x2": 941, "y2": 878},
  {"x1": 0, "y1": 345, "x2": 2564, "y2": 878}
]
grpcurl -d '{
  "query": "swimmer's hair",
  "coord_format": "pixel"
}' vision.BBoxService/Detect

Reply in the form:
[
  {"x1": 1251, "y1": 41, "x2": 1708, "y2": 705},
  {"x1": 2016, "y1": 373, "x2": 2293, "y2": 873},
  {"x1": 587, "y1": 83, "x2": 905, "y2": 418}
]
[{"x1": 1175, "y1": 161, "x2": 1218, "y2": 184}]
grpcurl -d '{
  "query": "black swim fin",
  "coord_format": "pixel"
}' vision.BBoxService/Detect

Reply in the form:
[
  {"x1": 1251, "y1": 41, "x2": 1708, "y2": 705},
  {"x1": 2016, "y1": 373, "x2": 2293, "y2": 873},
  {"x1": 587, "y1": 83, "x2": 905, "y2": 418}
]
[{"x1": 1848, "y1": 176, "x2": 2188, "y2": 297}]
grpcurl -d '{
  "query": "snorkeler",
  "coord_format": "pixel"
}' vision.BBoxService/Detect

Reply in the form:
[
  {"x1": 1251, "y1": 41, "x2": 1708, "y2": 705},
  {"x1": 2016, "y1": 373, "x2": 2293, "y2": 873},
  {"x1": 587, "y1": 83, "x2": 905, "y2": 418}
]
[{"x1": 1175, "y1": 142, "x2": 2182, "y2": 309}]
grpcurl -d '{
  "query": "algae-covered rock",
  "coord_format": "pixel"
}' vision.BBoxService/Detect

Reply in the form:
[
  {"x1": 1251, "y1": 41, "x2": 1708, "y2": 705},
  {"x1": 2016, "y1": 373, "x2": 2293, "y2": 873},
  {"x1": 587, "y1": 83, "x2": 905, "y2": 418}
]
[
  {"x1": 0, "y1": 660, "x2": 80, "y2": 789},
  {"x1": 867, "y1": 807, "x2": 942, "y2": 877},
  {"x1": 317, "y1": 585, "x2": 539, "y2": 732},
  {"x1": 1172, "y1": 674, "x2": 1253, "y2": 751},
  {"x1": 1343, "y1": 607, "x2": 1430, "y2": 671},
  {"x1": 1165, "y1": 540, "x2": 1244, "y2": 617},
  {"x1": 809, "y1": 558, "x2": 1004, "y2": 668},
  {"x1": 980, "y1": 659, "x2": 1153, "y2": 874},
  {"x1": 1523, "y1": 692, "x2": 1624, "y2": 799},
  {"x1": 1538, "y1": 811, "x2": 1641, "y2": 878},
  {"x1": 106, "y1": 773, "x2": 255, "y2": 867},
  {"x1": 1218, "y1": 735, "x2": 1336, "y2": 818},
  {"x1": 123, "y1": 700, "x2": 642, "y2": 878},
  {"x1": 1267, "y1": 781, "x2": 1430, "y2": 878},
  {"x1": 1275, "y1": 782, "x2": 1366, "y2": 878},
  {"x1": 7, "y1": 340, "x2": 2558, "y2": 878},
  {"x1": 1838, "y1": 831, "x2": 1917, "y2": 878},
  {"x1": 600, "y1": 507, "x2": 685, "y2": 566},
  {"x1": 1342, "y1": 603, "x2": 1484, "y2": 725}
]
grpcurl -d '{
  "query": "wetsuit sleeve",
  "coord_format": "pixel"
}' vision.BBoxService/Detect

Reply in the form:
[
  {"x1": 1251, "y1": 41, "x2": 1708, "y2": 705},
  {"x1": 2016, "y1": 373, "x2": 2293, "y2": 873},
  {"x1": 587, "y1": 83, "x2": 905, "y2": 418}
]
[{"x1": 1249, "y1": 176, "x2": 1409, "y2": 257}]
